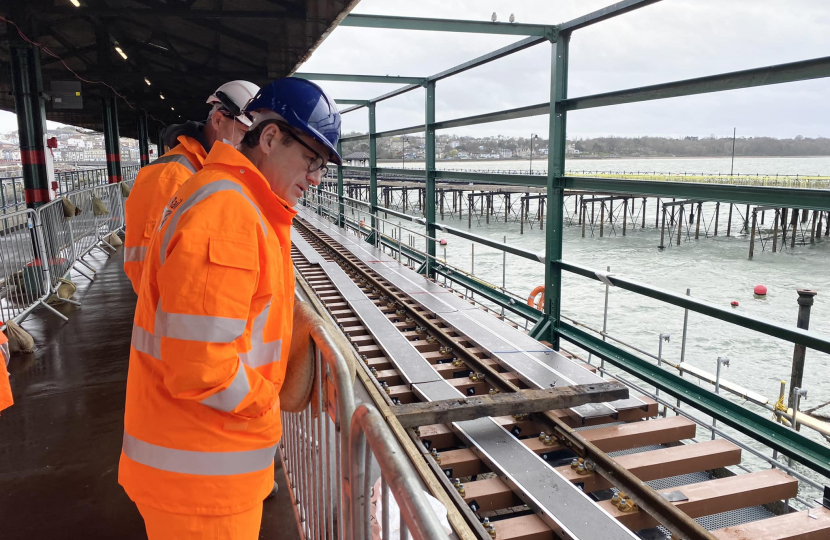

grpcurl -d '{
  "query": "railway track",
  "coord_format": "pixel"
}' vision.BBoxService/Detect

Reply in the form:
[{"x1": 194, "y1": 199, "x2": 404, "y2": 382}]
[{"x1": 290, "y1": 210, "x2": 830, "y2": 540}]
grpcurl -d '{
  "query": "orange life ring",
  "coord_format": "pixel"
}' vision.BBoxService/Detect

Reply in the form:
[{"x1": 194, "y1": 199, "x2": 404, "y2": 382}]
[{"x1": 527, "y1": 286, "x2": 545, "y2": 310}]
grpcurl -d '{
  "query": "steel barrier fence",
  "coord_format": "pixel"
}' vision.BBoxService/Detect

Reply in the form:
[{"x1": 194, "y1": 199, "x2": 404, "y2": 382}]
[
  {"x1": 280, "y1": 294, "x2": 448, "y2": 540},
  {"x1": 350, "y1": 404, "x2": 449, "y2": 540},
  {"x1": 280, "y1": 303, "x2": 356, "y2": 540},
  {"x1": 94, "y1": 183, "x2": 125, "y2": 249},
  {"x1": 37, "y1": 198, "x2": 77, "y2": 293},
  {"x1": 0, "y1": 180, "x2": 133, "y2": 325}
]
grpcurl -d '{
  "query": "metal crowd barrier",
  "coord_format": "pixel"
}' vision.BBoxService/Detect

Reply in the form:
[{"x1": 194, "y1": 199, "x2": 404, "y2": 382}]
[
  {"x1": 350, "y1": 404, "x2": 449, "y2": 540},
  {"x1": 93, "y1": 183, "x2": 125, "y2": 249},
  {"x1": 280, "y1": 296, "x2": 449, "y2": 540},
  {"x1": 280, "y1": 304, "x2": 356, "y2": 540},
  {"x1": 0, "y1": 180, "x2": 133, "y2": 325}
]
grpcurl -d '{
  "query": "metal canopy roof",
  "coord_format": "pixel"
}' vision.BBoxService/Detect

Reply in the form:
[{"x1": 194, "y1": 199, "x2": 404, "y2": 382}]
[{"x1": 0, "y1": 0, "x2": 358, "y2": 139}]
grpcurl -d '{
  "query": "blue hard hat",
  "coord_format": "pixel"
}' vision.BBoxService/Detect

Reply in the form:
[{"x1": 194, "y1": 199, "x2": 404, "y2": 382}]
[{"x1": 244, "y1": 78, "x2": 342, "y2": 165}]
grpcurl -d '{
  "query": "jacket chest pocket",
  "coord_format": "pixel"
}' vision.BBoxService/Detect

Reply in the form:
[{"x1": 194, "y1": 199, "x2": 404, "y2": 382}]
[{"x1": 204, "y1": 237, "x2": 259, "y2": 318}]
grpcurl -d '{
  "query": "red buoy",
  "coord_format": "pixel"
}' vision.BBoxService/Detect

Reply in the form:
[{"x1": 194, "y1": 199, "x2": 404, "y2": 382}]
[
  {"x1": 754, "y1": 284, "x2": 767, "y2": 296},
  {"x1": 439, "y1": 239, "x2": 448, "y2": 246},
  {"x1": 731, "y1": 300, "x2": 739, "y2": 307}
]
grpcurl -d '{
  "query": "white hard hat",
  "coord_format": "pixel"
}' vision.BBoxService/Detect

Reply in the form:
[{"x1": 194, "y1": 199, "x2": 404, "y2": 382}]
[{"x1": 206, "y1": 80, "x2": 260, "y2": 126}]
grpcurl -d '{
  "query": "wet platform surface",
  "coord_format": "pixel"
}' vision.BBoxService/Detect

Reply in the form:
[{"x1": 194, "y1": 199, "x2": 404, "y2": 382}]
[{"x1": 0, "y1": 247, "x2": 298, "y2": 539}]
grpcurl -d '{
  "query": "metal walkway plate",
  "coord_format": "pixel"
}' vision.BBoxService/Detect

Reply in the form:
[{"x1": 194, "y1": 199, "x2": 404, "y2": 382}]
[
  {"x1": 414, "y1": 375, "x2": 639, "y2": 540},
  {"x1": 291, "y1": 228, "x2": 326, "y2": 264},
  {"x1": 295, "y1": 209, "x2": 644, "y2": 418}
]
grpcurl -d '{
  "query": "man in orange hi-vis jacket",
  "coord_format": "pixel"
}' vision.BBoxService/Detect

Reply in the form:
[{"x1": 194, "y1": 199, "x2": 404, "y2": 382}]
[
  {"x1": 119, "y1": 78, "x2": 341, "y2": 540},
  {"x1": 123, "y1": 80, "x2": 260, "y2": 294}
]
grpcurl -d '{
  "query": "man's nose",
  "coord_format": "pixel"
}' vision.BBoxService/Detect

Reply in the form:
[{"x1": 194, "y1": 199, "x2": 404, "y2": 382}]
[{"x1": 306, "y1": 169, "x2": 323, "y2": 186}]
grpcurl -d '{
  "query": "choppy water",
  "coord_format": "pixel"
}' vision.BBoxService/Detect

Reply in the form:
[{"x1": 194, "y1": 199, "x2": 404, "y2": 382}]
[
  {"x1": 396, "y1": 155, "x2": 830, "y2": 176},
  {"x1": 340, "y1": 155, "x2": 830, "y2": 501}
]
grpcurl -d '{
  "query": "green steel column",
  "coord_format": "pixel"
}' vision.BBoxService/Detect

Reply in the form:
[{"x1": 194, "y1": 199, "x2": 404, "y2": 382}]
[
  {"x1": 137, "y1": 113, "x2": 150, "y2": 166},
  {"x1": 337, "y1": 139, "x2": 345, "y2": 226},
  {"x1": 369, "y1": 103, "x2": 378, "y2": 233},
  {"x1": 424, "y1": 81, "x2": 437, "y2": 276},
  {"x1": 534, "y1": 31, "x2": 569, "y2": 346},
  {"x1": 101, "y1": 94, "x2": 122, "y2": 183},
  {"x1": 10, "y1": 40, "x2": 50, "y2": 208}
]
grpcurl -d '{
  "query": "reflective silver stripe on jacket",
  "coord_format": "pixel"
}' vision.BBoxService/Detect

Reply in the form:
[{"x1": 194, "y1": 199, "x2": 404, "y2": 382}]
[
  {"x1": 150, "y1": 153, "x2": 198, "y2": 174},
  {"x1": 131, "y1": 325, "x2": 161, "y2": 360},
  {"x1": 159, "y1": 179, "x2": 266, "y2": 265},
  {"x1": 200, "y1": 364, "x2": 250, "y2": 412},
  {"x1": 154, "y1": 304, "x2": 246, "y2": 343},
  {"x1": 239, "y1": 302, "x2": 282, "y2": 369},
  {"x1": 124, "y1": 246, "x2": 147, "y2": 263},
  {"x1": 123, "y1": 432, "x2": 277, "y2": 476}
]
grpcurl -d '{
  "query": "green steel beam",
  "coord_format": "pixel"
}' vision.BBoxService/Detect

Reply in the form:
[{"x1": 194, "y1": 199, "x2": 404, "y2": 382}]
[
  {"x1": 564, "y1": 177, "x2": 830, "y2": 210},
  {"x1": 336, "y1": 138, "x2": 345, "y2": 226},
  {"x1": 340, "y1": 104, "x2": 368, "y2": 114},
  {"x1": 430, "y1": 36, "x2": 548, "y2": 82},
  {"x1": 379, "y1": 206, "x2": 421, "y2": 224},
  {"x1": 340, "y1": 165, "x2": 371, "y2": 173},
  {"x1": 376, "y1": 166, "x2": 424, "y2": 177},
  {"x1": 560, "y1": 261, "x2": 830, "y2": 354},
  {"x1": 433, "y1": 223, "x2": 540, "y2": 262},
  {"x1": 343, "y1": 36, "x2": 548, "y2": 110},
  {"x1": 433, "y1": 102, "x2": 548, "y2": 131},
  {"x1": 294, "y1": 73, "x2": 427, "y2": 85},
  {"x1": 559, "y1": 0, "x2": 664, "y2": 32},
  {"x1": 369, "y1": 103, "x2": 379, "y2": 232},
  {"x1": 542, "y1": 34, "x2": 570, "y2": 347},
  {"x1": 433, "y1": 170, "x2": 546, "y2": 187},
  {"x1": 563, "y1": 56, "x2": 830, "y2": 111},
  {"x1": 336, "y1": 99, "x2": 370, "y2": 105},
  {"x1": 433, "y1": 262, "x2": 542, "y2": 321},
  {"x1": 340, "y1": 133, "x2": 370, "y2": 142},
  {"x1": 425, "y1": 81, "x2": 437, "y2": 277},
  {"x1": 556, "y1": 322, "x2": 830, "y2": 478},
  {"x1": 341, "y1": 13, "x2": 554, "y2": 37},
  {"x1": 376, "y1": 125, "x2": 426, "y2": 139}
]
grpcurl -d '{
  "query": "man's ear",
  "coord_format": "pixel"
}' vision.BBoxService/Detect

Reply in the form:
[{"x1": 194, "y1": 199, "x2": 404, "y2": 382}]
[
  {"x1": 259, "y1": 123, "x2": 279, "y2": 154},
  {"x1": 209, "y1": 110, "x2": 224, "y2": 130}
]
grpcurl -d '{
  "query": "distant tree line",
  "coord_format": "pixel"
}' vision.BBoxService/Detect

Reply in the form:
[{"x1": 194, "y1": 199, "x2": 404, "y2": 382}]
[
  {"x1": 572, "y1": 135, "x2": 830, "y2": 157},
  {"x1": 340, "y1": 133, "x2": 830, "y2": 160}
]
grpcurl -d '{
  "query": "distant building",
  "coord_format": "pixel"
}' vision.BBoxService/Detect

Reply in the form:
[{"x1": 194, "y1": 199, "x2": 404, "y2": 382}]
[{"x1": 343, "y1": 151, "x2": 369, "y2": 166}]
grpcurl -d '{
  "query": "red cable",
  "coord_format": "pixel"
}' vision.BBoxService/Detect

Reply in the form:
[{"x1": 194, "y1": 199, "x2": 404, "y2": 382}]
[{"x1": 1, "y1": 14, "x2": 161, "y2": 123}]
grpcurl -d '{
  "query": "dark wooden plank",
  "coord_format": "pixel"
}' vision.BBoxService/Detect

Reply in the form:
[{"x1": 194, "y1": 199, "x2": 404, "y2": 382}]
[{"x1": 393, "y1": 382, "x2": 628, "y2": 428}]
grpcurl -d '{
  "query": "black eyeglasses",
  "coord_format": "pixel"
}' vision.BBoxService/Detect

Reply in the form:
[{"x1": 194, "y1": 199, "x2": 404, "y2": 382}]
[{"x1": 280, "y1": 124, "x2": 329, "y2": 175}]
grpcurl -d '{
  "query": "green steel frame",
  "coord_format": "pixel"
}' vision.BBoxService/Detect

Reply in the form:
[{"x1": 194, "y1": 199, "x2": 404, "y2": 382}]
[{"x1": 312, "y1": 0, "x2": 830, "y2": 479}]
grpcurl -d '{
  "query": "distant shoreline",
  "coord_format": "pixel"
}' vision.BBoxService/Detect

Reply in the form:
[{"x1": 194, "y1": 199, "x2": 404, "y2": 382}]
[{"x1": 375, "y1": 155, "x2": 830, "y2": 164}]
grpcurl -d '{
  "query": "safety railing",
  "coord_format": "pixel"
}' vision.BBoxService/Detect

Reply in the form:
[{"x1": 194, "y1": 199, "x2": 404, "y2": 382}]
[
  {"x1": 302, "y1": 185, "x2": 830, "y2": 484},
  {"x1": 0, "y1": 180, "x2": 133, "y2": 326},
  {"x1": 54, "y1": 165, "x2": 141, "y2": 196},
  {"x1": 281, "y1": 290, "x2": 451, "y2": 540},
  {"x1": 0, "y1": 177, "x2": 26, "y2": 214},
  {"x1": 350, "y1": 404, "x2": 449, "y2": 540},
  {"x1": 280, "y1": 303, "x2": 356, "y2": 540}
]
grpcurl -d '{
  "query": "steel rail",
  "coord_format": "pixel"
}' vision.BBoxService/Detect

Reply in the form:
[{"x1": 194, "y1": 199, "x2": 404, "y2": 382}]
[{"x1": 293, "y1": 217, "x2": 715, "y2": 540}]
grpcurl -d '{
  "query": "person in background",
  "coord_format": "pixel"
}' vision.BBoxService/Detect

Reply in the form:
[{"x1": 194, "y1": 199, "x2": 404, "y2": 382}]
[
  {"x1": 123, "y1": 80, "x2": 260, "y2": 294},
  {"x1": 118, "y1": 77, "x2": 341, "y2": 540},
  {"x1": 0, "y1": 326, "x2": 12, "y2": 416}
]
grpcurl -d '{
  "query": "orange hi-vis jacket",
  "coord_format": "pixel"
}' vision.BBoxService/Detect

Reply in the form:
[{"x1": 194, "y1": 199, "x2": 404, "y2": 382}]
[
  {"x1": 0, "y1": 328, "x2": 11, "y2": 414},
  {"x1": 124, "y1": 135, "x2": 208, "y2": 294},
  {"x1": 119, "y1": 142, "x2": 297, "y2": 515}
]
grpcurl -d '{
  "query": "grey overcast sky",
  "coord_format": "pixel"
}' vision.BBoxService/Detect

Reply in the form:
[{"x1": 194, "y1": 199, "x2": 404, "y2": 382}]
[{"x1": 1, "y1": 0, "x2": 828, "y2": 139}]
